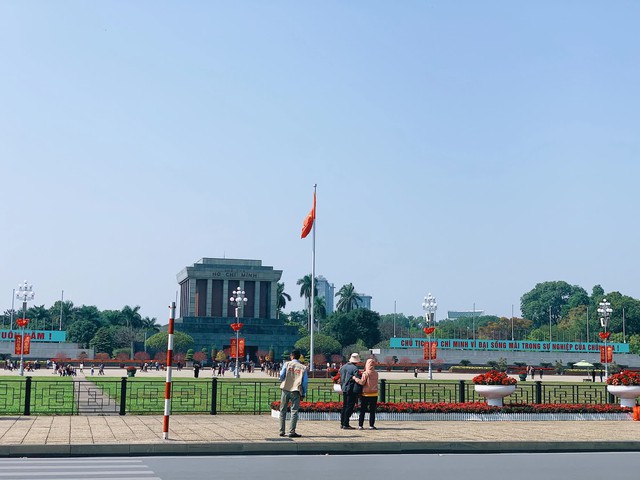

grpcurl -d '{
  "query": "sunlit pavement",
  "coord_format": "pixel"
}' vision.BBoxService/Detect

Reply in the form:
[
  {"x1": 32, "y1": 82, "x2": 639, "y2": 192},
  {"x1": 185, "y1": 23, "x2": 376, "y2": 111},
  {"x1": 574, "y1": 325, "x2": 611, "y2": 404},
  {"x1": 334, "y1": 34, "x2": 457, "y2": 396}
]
[{"x1": 9, "y1": 366, "x2": 603, "y2": 383}]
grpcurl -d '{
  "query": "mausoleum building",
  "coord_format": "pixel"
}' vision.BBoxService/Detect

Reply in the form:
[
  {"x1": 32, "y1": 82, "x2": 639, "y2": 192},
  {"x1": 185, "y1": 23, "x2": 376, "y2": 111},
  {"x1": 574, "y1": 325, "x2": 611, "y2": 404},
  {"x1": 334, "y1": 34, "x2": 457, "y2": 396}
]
[{"x1": 175, "y1": 258, "x2": 300, "y2": 361}]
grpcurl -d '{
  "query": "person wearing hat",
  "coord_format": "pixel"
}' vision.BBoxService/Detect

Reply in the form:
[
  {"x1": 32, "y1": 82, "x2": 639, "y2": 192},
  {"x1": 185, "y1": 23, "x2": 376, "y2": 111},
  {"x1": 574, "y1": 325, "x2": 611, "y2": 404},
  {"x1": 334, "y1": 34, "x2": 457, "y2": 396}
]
[{"x1": 339, "y1": 353, "x2": 361, "y2": 430}]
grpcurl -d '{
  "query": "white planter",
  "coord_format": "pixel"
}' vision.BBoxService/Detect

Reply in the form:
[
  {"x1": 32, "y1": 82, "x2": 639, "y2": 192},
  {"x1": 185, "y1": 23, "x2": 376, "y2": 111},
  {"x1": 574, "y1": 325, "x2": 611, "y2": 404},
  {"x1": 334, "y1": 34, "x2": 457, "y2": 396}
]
[
  {"x1": 474, "y1": 384, "x2": 516, "y2": 407},
  {"x1": 607, "y1": 385, "x2": 640, "y2": 408},
  {"x1": 269, "y1": 410, "x2": 632, "y2": 422}
]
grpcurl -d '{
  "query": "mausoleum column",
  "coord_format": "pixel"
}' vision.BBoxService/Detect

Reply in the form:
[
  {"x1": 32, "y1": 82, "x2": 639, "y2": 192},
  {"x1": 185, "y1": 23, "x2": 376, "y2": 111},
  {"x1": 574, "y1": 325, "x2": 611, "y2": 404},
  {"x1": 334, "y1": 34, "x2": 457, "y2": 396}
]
[{"x1": 222, "y1": 281, "x2": 229, "y2": 317}]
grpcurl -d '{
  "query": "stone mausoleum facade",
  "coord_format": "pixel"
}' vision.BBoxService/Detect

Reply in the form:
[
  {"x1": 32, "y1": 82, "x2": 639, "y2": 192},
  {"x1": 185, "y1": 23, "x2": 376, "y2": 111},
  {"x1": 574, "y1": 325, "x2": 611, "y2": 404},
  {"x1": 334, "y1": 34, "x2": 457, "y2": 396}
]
[{"x1": 175, "y1": 258, "x2": 300, "y2": 361}]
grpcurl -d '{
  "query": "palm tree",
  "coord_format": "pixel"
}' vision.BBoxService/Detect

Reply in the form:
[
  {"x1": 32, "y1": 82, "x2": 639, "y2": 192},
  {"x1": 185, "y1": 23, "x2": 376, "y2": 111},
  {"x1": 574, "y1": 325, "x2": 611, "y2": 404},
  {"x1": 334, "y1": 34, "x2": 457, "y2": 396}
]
[
  {"x1": 141, "y1": 316, "x2": 160, "y2": 353},
  {"x1": 297, "y1": 275, "x2": 318, "y2": 330},
  {"x1": 27, "y1": 305, "x2": 50, "y2": 331},
  {"x1": 120, "y1": 305, "x2": 143, "y2": 359},
  {"x1": 313, "y1": 296, "x2": 327, "y2": 332},
  {"x1": 335, "y1": 283, "x2": 362, "y2": 313},
  {"x1": 49, "y1": 300, "x2": 74, "y2": 331},
  {"x1": 277, "y1": 282, "x2": 291, "y2": 319}
]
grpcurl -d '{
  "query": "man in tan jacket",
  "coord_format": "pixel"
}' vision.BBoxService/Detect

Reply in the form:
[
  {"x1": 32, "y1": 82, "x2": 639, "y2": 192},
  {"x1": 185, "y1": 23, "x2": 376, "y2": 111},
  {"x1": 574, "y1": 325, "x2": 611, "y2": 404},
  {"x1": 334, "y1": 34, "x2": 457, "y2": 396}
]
[{"x1": 279, "y1": 350, "x2": 308, "y2": 438}]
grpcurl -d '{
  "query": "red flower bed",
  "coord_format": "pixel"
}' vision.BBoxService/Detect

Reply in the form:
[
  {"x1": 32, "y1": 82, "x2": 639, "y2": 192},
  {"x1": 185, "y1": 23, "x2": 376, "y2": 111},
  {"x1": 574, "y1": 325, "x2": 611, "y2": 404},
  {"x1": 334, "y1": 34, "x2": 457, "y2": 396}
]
[
  {"x1": 270, "y1": 401, "x2": 631, "y2": 414},
  {"x1": 607, "y1": 370, "x2": 640, "y2": 386},
  {"x1": 472, "y1": 370, "x2": 517, "y2": 385}
]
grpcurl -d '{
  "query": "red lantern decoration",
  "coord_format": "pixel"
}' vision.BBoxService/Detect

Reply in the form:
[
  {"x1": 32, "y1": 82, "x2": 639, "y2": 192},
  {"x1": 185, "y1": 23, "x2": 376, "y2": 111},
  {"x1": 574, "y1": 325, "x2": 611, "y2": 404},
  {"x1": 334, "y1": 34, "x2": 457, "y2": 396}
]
[
  {"x1": 230, "y1": 322, "x2": 244, "y2": 332},
  {"x1": 423, "y1": 327, "x2": 435, "y2": 335},
  {"x1": 16, "y1": 318, "x2": 29, "y2": 328},
  {"x1": 599, "y1": 331, "x2": 611, "y2": 340}
]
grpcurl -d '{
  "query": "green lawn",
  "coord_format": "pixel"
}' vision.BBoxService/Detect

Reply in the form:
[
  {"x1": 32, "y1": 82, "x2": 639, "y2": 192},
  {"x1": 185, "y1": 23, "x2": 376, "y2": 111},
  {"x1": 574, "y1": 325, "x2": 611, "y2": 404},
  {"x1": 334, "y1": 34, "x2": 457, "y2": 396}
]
[{"x1": 0, "y1": 377, "x2": 610, "y2": 415}]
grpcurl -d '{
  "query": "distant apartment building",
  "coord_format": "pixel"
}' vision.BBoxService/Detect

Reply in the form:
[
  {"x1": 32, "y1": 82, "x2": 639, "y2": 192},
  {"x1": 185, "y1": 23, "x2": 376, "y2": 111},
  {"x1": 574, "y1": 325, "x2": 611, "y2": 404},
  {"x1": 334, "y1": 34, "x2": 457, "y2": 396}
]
[
  {"x1": 358, "y1": 294, "x2": 372, "y2": 310},
  {"x1": 316, "y1": 275, "x2": 335, "y2": 314},
  {"x1": 316, "y1": 276, "x2": 372, "y2": 312}
]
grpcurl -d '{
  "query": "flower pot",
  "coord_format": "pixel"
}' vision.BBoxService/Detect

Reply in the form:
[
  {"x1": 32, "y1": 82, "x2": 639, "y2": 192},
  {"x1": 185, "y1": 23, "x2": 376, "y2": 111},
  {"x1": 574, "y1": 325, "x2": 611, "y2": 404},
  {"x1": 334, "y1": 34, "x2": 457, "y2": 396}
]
[
  {"x1": 127, "y1": 370, "x2": 136, "y2": 378},
  {"x1": 474, "y1": 384, "x2": 516, "y2": 407},
  {"x1": 607, "y1": 385, "x2": 640, "y2": 408},
  {"x1": 333, "y1": 384, "x2": 342, "y2": 394}
]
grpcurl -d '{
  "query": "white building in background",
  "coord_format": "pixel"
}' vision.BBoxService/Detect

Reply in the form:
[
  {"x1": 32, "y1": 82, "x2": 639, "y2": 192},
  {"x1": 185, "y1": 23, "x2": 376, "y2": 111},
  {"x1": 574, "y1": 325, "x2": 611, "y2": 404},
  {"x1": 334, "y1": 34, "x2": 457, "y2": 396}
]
[
  {"x1": 447, "y1": 310, "x2": 484, "y2": 320},
  {"x1": 316, "y1": 275, "x2": 335, "y2": 314}
]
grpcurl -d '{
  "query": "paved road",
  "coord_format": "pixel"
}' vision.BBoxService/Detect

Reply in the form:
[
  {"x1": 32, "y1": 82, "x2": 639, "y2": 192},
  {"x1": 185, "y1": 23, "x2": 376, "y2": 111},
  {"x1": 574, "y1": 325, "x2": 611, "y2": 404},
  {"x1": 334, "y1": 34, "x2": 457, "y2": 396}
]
[{"x1": 2, "y1": 453, "x2": 639, "y2": 480}]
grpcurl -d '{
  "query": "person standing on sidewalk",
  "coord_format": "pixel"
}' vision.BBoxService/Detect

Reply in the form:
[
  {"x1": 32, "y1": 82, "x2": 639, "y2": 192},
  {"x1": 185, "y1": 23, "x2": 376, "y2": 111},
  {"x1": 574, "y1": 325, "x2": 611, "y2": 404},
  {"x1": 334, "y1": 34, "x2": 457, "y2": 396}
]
[
  {"x1": 339, "y1": 353, "x2": 361, "y2": 430},
  {"x1": 354, "y1": 357, "x2": 379, "y2": 430},
  {"x1": 279, "y1": 350, "x2": 308, "y2": 438}
]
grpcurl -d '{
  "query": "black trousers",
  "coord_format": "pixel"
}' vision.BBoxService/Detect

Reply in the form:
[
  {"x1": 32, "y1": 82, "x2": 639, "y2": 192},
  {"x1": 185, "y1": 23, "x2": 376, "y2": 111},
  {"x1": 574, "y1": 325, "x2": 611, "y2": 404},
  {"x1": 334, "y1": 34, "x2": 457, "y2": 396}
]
[
  {"x1": 358, "y1": 395, "x2": 377, "y2": 427},
  {"x1": 340, "y1": 392, "x2": 358, "y2": 427}
]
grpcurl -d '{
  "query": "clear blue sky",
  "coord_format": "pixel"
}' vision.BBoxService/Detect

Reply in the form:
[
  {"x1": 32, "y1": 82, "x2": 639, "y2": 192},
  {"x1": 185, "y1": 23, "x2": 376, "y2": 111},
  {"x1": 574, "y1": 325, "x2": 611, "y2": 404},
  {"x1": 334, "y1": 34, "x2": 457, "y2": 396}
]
[{"x1": 2, "y1": 2, "x2": 639, "y2": 325}]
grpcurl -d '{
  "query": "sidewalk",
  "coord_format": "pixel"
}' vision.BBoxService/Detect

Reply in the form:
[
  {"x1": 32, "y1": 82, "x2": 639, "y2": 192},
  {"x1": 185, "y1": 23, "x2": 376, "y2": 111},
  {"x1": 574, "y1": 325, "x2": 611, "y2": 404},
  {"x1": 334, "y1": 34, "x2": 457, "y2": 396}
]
[{"x1": 0, "y1": 414, "x2": 639, "y2": 457}]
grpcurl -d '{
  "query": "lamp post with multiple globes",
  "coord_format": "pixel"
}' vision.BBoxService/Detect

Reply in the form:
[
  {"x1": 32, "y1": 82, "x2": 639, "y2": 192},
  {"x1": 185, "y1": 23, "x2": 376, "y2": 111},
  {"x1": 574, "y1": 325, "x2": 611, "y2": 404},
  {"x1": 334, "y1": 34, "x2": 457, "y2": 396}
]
[
  {"x1": 422, "y1": 293, "x2": 437, "y2": 380},
  {"x1": 16, "y1": 281, "x2": 35, "y2": 376},
  {"x1": 598, "y1": 298, "x2": 613, "y2": 379},
  {"x1": 229, "y1": 287, "x2": 247, "y2": 378}
]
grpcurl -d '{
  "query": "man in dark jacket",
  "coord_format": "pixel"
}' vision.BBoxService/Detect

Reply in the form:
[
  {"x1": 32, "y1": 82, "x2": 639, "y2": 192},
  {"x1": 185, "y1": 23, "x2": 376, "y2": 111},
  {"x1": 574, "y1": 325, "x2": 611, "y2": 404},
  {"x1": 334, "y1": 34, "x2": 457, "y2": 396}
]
[{"x1": 339, "y1": 353, "x2": 361, "y2": 430}]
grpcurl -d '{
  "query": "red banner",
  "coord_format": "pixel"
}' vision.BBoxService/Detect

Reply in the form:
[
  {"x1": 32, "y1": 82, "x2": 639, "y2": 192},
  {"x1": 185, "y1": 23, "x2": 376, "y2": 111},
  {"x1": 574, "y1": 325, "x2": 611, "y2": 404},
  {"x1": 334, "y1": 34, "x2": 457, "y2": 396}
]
[
  {"x1": 23, "y1": 335, "x2": 31, "y2": 354},
  {"x1": 230, "y1": 338, "x2": 245, "y2": 359},
  {"x1": 14, "y1": 335, "x2": 22, "y2": 355},
  {"x1": 423, "y1": 341, "x2": 437, "y2": 360},
  {"x1": 600, "y1": 346, "x2": 613, "y2": 363}
]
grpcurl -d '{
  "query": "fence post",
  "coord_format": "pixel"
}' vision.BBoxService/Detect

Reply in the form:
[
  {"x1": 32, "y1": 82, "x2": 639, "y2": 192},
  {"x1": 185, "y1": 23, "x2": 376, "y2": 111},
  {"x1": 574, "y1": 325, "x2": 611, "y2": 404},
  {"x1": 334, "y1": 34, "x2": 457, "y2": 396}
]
[
  {"x1": 210, "y1": 378, "x2": 217, "y2": 415},
  {"x1": 458, "y1": 380, "x2": 465, "y2": 403},
  {"x1": 24, "y1": 376, "x2": 32, "y2": 416},
  {"x1": 379, "y1": 379, "x2": 386, "y2": 403},
  {"x1": 119, "y1": 377, "x2": 127, "y2": 415},
  {"x1": 535, "y1": 380, "x2": 542, "y2": 404}
]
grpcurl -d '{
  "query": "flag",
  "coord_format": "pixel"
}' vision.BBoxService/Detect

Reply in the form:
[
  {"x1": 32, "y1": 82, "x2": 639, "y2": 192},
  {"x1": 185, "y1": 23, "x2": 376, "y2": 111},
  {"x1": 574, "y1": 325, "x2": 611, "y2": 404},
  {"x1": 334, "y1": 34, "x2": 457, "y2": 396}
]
[{"x1": 300, "y1": 192, "x2": 316, "y2": 239}]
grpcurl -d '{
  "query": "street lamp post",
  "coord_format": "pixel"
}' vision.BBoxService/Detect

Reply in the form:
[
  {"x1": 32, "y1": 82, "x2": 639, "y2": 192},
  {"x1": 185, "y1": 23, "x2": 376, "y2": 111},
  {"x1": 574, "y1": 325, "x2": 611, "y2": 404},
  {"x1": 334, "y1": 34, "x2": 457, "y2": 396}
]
[
  {"x1": 229, "y1": 287, "x2": 247, "y2": 379},
  {"x1": 16, "y1": 281, "x2": 35, "y2": 376},
  {"x1": 422, "y1": 293, "x2": 437, "y2": 380},
  {"x1": 598, "y1": 298, "x2": 613, "y2": 379}
]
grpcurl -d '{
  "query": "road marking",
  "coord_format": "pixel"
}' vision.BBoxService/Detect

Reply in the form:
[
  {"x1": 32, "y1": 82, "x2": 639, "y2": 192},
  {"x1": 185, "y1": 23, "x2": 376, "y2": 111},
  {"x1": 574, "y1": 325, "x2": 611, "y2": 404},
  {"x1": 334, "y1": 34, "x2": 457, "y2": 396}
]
[{"x1": 0, "y1": 458, "x2": 160, "y2": 479}]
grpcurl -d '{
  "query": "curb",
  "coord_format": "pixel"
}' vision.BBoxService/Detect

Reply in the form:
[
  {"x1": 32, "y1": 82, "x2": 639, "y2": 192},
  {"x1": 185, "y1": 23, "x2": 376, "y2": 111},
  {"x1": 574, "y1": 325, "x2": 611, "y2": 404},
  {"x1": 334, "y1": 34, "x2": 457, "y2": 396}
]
[{"x1": 2, "y1": 440, "x2": 640, "y2": 457}]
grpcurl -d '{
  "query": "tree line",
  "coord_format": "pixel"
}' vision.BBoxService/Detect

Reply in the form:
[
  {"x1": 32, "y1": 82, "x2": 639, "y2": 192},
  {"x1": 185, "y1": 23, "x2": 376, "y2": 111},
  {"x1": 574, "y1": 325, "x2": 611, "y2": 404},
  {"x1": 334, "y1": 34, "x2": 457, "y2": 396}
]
[{"x1": 277, "y1": 278, "x2": 640, "y2": 358}]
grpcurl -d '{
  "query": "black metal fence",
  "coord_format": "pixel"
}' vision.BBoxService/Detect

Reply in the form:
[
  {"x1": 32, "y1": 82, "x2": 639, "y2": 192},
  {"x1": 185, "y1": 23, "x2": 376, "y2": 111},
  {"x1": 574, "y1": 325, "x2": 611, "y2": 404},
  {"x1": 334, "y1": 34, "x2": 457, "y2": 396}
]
[{"x1": 0, "y1": 377, "x2": 615, "y2": 416}]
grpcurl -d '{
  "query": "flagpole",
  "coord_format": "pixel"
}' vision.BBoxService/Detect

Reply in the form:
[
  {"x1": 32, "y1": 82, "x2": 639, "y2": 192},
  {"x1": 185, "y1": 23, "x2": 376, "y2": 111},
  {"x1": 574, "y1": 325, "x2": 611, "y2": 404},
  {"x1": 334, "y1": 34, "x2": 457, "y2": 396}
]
[{"x1": 310, "y1": 184, "x2": 317, "y2": 372}]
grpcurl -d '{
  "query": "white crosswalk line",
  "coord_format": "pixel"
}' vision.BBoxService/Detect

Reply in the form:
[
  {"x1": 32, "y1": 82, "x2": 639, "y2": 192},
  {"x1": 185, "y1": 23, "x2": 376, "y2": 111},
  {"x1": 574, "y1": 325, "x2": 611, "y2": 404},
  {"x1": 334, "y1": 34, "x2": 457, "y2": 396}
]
[{"x1": 0, "y1": 458, "x2": 160, "y2": 479}]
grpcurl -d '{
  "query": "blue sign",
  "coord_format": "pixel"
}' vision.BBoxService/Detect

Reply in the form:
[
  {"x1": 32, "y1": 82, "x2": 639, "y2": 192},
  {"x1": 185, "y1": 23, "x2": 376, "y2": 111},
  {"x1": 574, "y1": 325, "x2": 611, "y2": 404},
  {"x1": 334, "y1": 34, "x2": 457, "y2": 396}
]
[
  {"x1": 0, "y1": 330, "x2": 67, "y2": 342},
  {"x1": 389, "y1": 337, "x2": 629, "y2": 353}
]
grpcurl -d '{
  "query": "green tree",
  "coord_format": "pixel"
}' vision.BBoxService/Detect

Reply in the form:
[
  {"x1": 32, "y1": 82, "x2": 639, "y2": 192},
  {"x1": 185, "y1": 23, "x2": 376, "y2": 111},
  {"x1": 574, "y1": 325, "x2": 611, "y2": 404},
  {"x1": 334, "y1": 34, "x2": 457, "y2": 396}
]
[
  {"x1": 67, "y1": 320, "x2": 98, "y2": 347},
  {"x1": 335, "y1": 283, "x2": 362, "y2": 313},
  {"x1": 48, "y1": 300, "x2": 74, "y2": 331},
  {"x1": 294, "y1": 333, "x2": 342, "y2": 358},
  {"x1": 90, "y1": 327, "x2": 115, "y2": 357},
  {"x1": 520, "y1": 281, "x2": 589, "y2": 329},
  {"x1": 277, "y1": 282, "x2": 291, "y2": 318},
  {"x1": 282, "y1": 310, "x2": 308, "y2": 335},
  {"x1": 145, "y1": 331, "x2": 195, "y2": 356},
  {"x1": 26, "y1": 305, "x2": 50, "y2": 331},
  {"x1": 323, "y1": 309, "x2": 381, "y2": 348},
  {"x1": 73, "y1": 305, "x2": 103, "y2": 327},
  {"x1": 314, "y1": 296, "x2": 327, "y2": 321}
]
